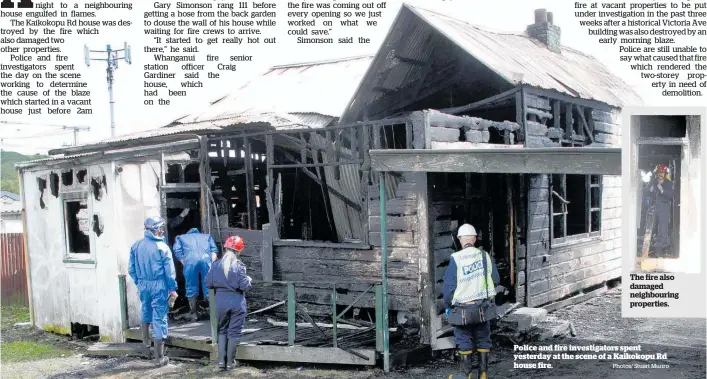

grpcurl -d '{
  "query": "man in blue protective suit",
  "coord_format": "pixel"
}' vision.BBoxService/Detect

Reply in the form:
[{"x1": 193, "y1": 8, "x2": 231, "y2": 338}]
[
  {"x1": 649, "y1": 164, "x2": 675, "y2": 257},
  {"x1": 128, "y1": 216, "x2": 178, "y2": 367},
  {"x1": 173, "y1": 228, "x2": 218, "y2": 321},
  {"x1": 206, "y1": 235, "x2": 252, "y2": 371},
  {"x1": 443, "y1": 224, "x2": 500, "y2": 379}
]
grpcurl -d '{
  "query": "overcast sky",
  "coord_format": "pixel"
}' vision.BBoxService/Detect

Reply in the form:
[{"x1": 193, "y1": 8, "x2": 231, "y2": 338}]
[{"x1": 0, "y1": 0, "x2": 700, "y2": 155}]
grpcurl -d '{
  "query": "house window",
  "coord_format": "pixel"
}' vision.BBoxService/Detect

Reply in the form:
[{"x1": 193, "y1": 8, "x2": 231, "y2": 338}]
[
  {"x1": 64, "y1": 197, "x2": 91, "y2": 255},
  {"x1": 550, "y1": 174, "x2": 602, "y2": 245}
]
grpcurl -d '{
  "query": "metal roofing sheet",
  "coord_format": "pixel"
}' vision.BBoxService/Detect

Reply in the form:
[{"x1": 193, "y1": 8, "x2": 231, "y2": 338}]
[
  {"x1": 408, "y1": 5, "x2": 643, "y2": 108},
  {"x1": 179, "y1": 55, "x2": 374, "y2": 124},
  {"x1": 1, "y1": 201, "x2": 22, "y2": 214}
]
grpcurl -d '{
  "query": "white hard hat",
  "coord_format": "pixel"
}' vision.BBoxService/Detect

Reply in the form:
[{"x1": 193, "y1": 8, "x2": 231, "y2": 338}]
[{"x1": 457, "y1": 224, "x2": 477, "y2": 237}]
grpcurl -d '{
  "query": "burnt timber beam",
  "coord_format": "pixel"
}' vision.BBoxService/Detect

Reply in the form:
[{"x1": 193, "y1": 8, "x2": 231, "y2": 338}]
[
  {"x1": 441, "y1": 87, "x2": 519, "y2": 115},
  {"x1": 523, "y1": 86, "x2": 613, "y2": 112},
  {"x1": 369, "y1": 148, "x2": 621, "y2": 175},
  {"x1": 517, "y1": 85, "x2": 527, "y2": 144}
]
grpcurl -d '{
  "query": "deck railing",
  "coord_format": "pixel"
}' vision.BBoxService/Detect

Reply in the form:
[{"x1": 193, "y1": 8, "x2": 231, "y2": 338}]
[{"x1": 208, "y1": 280, "x2": 389, "y2": 370}]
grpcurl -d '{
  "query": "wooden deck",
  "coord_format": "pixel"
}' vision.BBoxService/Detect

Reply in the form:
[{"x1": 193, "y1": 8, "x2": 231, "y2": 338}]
[{"x1": 124, "y1": 318, "x2": 378, "y2": 366}]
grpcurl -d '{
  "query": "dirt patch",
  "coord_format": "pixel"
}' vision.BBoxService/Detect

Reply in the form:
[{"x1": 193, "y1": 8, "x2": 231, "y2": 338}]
[{"x1": 1, "y1": 291, "x2": 705, "y2": 379}]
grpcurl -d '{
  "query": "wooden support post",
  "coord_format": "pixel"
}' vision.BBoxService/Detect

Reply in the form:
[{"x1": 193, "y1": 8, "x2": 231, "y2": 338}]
[
  {"x1": 265, "y1": 135, "x2": 278, "y2": 237},
  {"x1": 506, "y1": 176, "x2": 515, "y2": 286},
  {"x1": 405, "y1": 121, "x2": 413, "y2": 149},
  {"x1": 561, "y1": 175, "x2": 567, "y2": 236},
  {"x1": 360, "y1": 124, "x2": 370, "y2": 245},
  {"x1": 199, "y1": 137, "x2": 211, "y2": 234},
  {"x1": 288, "y1": 283, "x2": 296, "y2": 346},
  {"x1": 244, "y1": 138, "x2": 255, "y2": 229},
  {"x1": 585, "y1": 176, "x2": 591, "y2": 232},
  {"x1": 375, "y1": 284, "x2": 383, "y2": 352},
  {"x1": 261, "y1": 223, "x2": 274, "y2": 281},
  {"x1": 372, "y1": 124, "x2": 381, "y2": 149},
  {"x1": 553, "y1": 100, "x2": 561, "y2": 132},
  {"x1": 159, "y1": 153, "x2": 168, "y2": 239},
  {"x1": 517, "y1": 86, "x2": 527, "y2": 145},
  {"x1": 379, "y1": 172, "x2": 390, "y2": 373}
]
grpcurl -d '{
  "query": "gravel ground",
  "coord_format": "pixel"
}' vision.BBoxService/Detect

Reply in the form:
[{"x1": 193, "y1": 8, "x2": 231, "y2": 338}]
[{"x1": 2, "y1": 287, "x2": 705, "y2": 379}]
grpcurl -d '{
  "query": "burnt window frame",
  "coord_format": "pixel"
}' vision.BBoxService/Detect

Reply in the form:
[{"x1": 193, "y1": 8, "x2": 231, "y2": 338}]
[
  {"x1": 61, "y1": 189, "x2": 96, "y2": 265},
  {"x1": 549, "y1": 174, "x2": 603, "y2": 247}
]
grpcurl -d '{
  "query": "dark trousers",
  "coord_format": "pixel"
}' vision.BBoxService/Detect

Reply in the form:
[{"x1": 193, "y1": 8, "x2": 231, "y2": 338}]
[
  {"x1": 216, "y1": 292, "x2": 247, "y2": 339},
  {"x1": 454, "y1": 320, "x2": 491, "y2": 351}
]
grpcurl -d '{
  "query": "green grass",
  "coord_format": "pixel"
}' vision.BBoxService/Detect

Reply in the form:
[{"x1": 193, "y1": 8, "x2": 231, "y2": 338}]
[
  {"x1": 0, "y1": 340, "x2": 72, "y2": 362},
  {"x1": 0, "y1": 306, "x2": 29, "y2": 329}
]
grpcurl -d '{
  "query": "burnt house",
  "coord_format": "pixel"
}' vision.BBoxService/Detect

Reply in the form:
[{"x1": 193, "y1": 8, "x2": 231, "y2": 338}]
[{"x1": 16, "y1": 5, "x2": 640, "y2": 363}]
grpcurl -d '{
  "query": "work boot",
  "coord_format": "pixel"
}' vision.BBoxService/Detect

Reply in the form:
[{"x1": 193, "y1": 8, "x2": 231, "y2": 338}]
[
  {"x1": 154, "y1": 339, "x2": 169, "y2": 367},
  {"x1": 449, "y1": 350, "x2": 473, "y2": 379},
  {"x1": 141, "y1": 323, "x2": 153, "y2": 358},
  {"x1": 217, "y1": 335, "x2": 228, "y2": 370},
  {"x1": 226, "y1": 338, "x2": 239, "y2": 370},
  {"x1": 188, "y1": 297, "x2": 199, "y2": 321},
  {"x1": 477, "y1": 349, "x2": 490, "y2": 379}
]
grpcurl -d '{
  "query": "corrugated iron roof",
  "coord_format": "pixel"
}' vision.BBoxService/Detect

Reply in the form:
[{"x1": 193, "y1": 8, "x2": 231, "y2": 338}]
[
  {"x1": 1, "y1": 201, "x2": 22, "y2": 214},
  {"x1": 177, "y1": 55, "x2": 374, "y2": 124},
  {"x1": 342, "y1": 4, "x2": 642, "y2": 122},
  {"x1": 409, "y1": 6, "x2": 642, "y2": 107},
  {"x1": 46, "y1": 56, "x2": 372, "y2": 157}
]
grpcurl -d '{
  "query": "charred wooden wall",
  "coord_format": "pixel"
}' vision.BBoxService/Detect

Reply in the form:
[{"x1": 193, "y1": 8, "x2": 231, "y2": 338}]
[{"x1": 526, "y1": 109, "x2": 623, "y2": 307}]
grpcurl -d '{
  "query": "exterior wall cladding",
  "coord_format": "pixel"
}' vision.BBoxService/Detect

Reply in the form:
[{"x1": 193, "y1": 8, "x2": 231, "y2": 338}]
[{"x1": 524, "y1": 109, "x2": 622, "y2": 307}]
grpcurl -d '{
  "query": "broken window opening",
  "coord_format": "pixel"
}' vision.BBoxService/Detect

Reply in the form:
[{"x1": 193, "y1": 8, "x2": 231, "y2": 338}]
[
  {"x1": 90, "y1": 176, "x2": 106, "y2": 201},
  {"x1": 64, "y1": 198, "x2": 90, "y2": 254},
  {"x1": 550, "y1": 174, "x2": 603, "y2": 244},
  {"x1": 77, "y1": 169, "x2": 87, "y2": 184},
  {"x1": 165, "y1": 164, "x2": 182, "y2": 183},
  {"x1": 166, "y1": 193, "x2": 201, "y2": 246},
  {"x1": 37, "y1": 177, "x2": 47, "y2": 209},
  {"x1": 61, "y1": 170, "x2": 74, "y2": 186},
  {"x1": 183, "y1": 163, "x2": 200, "y2": 183},
  {"x1": 49, "y1": 172, "x2": 59, "y2": 197}
]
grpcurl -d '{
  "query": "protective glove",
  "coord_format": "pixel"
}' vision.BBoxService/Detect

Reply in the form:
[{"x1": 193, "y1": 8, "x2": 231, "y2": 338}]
[
  {"x1": 649, "y1": 185, "x2": 655, "y2": 193},
  {"x1": 445, "y1": 308, "x2": 451, "y2": 318},
  {"x1": 657, "y1": 184, "x2": 663, "y2": 193}
]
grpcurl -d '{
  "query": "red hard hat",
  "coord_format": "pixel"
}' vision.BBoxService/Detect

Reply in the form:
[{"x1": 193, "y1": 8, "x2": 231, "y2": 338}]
[
  {"x1": 655, "y1": 164, "x2": 668, "y2": 173},
  {"x1": 224, "y1": 235, "x2": 244, "y2": 252}
]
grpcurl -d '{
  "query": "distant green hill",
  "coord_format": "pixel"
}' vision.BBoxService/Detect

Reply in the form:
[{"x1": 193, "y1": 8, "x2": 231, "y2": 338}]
[{"x1": 1, "y1": 151, "x2": 46, "y2": 194}]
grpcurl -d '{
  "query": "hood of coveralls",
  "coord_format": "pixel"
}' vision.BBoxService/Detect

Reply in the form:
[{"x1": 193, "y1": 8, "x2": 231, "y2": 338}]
[
  {"x1": 187, "y1": 228, "x2": 200, "y2": 234},
  {"x1": 143, "y1": 229, "x2": 166, "y2": 241}
]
